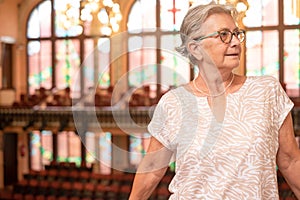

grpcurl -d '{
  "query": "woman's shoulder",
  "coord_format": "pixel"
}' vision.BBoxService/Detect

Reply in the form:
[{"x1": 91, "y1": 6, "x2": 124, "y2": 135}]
[
  {"x1": 241, "y1": 75, "x2": 285, "y2": 98},
  {"x1": 157, "y1": 86, "x2": 184, "y2": 106},
  {"x1": 158, "y1": 85, "x2": 196, "y2": 107},
  {"x1": 246, "y1": 75, "x2": 280, "y2": 86},
  {"x1": 247, "y1": 75, "x2": 277, "y2": 81},
  {"x1": 161, "y1": 85, "x2": 190, "y2": 99}
]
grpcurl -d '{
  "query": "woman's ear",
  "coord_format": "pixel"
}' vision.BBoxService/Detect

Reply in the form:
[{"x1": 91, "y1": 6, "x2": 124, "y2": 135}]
[{"x1": 187, "y1": 41, "x2": 203, "y2": 61}]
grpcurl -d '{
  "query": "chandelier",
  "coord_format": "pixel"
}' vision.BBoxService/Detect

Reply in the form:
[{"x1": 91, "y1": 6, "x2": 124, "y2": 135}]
[
  {"x1": 58, "y1": 0, "x2": 122, "y2": 36},
  {"x1": 80, "y1": 0, "x2": 122, "y2": 36}
]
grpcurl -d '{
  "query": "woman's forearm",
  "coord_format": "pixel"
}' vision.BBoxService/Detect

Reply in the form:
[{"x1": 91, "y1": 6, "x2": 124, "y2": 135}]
[
  {"x1": 129, "y1": 137, "x2": 172, "y2": 199},
  {"x1": 129, "y1": 168, "x2": 167, "y2": 200},
  {"x1": 280, "y1": 160, "x2": 300, "y2": 199}
]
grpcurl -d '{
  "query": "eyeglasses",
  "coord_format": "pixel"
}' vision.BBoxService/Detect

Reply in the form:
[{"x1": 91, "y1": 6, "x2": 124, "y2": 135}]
[{"x1": 194, "y1": 29, "x2": 246, "y2": 44}]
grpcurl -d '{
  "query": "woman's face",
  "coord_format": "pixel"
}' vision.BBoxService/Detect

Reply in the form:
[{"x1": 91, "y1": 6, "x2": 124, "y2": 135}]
[{"x1": 197, "y1": 13, "x2": 242, "y2": 71}]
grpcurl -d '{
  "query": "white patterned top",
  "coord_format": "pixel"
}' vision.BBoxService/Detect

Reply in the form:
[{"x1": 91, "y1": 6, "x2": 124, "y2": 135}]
[{"x1": 148, "y1": 76, "x2": 294, "y2": 200}]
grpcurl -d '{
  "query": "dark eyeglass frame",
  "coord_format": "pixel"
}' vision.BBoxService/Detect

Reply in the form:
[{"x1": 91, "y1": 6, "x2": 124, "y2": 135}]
[{"x1": 194, "y1": 29, "x2": 246, "y2": 44}]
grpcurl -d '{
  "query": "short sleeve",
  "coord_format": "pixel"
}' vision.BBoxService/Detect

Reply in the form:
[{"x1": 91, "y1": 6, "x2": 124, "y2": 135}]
[
  {"x1": 147, "y1": 91, "x2": 181, "y2": 151},
  {"x1": 270, "y1": 77, "x2": 294, "y2": 131}
]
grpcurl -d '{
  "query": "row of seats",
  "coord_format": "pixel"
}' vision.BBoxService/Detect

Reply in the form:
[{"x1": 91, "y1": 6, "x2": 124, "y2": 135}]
[
  {"x1": 44, "y1": 162, "x2": 92, "y2": 172},
  {"x1": 13, "y1": 178, "x2": 131, "y2": 200},
  {"x1": 7, "y1": 169, "x2": 296, "y2": 200},
  {"x1": 11, "y1": 167, "x2": 174, "y2": 200}
]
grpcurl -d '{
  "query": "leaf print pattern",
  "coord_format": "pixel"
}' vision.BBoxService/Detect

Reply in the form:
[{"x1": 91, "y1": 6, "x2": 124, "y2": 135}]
[{"x1": 148, "y1": 76, "x2": 294, "y2": 200}]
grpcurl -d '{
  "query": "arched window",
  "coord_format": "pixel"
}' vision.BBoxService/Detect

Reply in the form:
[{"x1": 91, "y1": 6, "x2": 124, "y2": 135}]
[
  {"x1": 127, "y1": 0, "x2": 191, "y2": 98},
  {"x1": 27, "y1": 0, "x2": 299, "y2": 99},
  {"x1": 27, "y1": 0, "x2": 113, "y2": 98}
]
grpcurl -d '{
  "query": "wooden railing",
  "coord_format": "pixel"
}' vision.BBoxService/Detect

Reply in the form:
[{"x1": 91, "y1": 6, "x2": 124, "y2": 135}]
[
  {"x1": 0, "y1": 106, "x2": 299, "y2": 135},
  {"x1": 0, "y1": 106, "x2": 153, "y2": 134}
]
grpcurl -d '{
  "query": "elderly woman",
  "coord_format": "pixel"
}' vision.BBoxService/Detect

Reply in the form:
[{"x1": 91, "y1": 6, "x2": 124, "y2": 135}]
[{"x1": 129, "y1": 1, "x2": 300, "y2": 199}]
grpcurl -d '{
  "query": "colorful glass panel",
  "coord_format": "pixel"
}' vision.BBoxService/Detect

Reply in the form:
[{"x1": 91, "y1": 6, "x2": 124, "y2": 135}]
[
  {"x1": 57, "y1": 131, "x2": 81, "y2": 166},
  {"x1": 29, "y1": 130, "x2": 53, "y2": 170},
  {"x1": 84, "y1": 38, "x2": 111, "y2": 91},
  {"x1": 160, "y1": 0, "x2": 190, "y2": 31},
  {"x1": 284, "y1": 29, "x2": 300, "y2": 97},
  {"x1": 85, "y1": 132, "x2": 96, "y2": 167},
  {"x1": 41, "y1": 130, "x2": 53, "y2": 166},
  {"x1": 246, "y1": 30, "x2": 279, "y2": 78},
  {"x1": 99, "y1": 132, "x2": 112, "y2": 174},
  {"x1": 28, "y1": 41, "x2": 52, "y2": 94},
  {"x1": 128, "y1": 0, "x2": 191, "y2": 92},
  {"x1": 284, "y1": 0, "x2": 300, "y2": 25},
  {"x1": 83, "y1": 39, "x2": 95, "y2": 91},
  {"x1": 68, "y1": 131, "x2": 81, "y2": 165},
  {"x1": 55, "y1": 39, "x2": 81, "y2": 98},
  {"x1": 161, "y1": 34, "x2": 190, "y2": 87},
  {"x1": 127, "y1": 0, "x2": 157, "y2": 33},
  {"x1": 27, "y1": 0, "x2": 51, "y2": 38},
  {"x1": 97, "y1": 38, "x2": 111, "y2": 87},
  {"x1": 129, "y1": 133, "x2": 151, "y2": 166},
  {"x1": 57, "y1": 131, "x2": 68, "y2": 162},
  {"x1": 243, "y1": 0, "x2": 278, "y2": 27},
  {"x1": 128, "y1": 36, "x2": 157, "y2": 87},
  {"x1": 30, "y1": 131, "x2": 42, "y2": 171}
]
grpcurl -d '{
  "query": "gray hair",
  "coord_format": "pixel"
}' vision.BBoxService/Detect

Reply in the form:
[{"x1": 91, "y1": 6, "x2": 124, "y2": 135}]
[{"x1": 175, "y1": 1, "x2": 238, "y2": 65}]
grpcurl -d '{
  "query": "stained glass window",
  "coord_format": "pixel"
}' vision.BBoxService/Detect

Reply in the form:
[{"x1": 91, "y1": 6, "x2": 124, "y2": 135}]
[
  {"x1": 28, "y1": 41, "x2": 52, "y2": 94},
  {"x1": 160, "y1": 0, "x2": 190, "y2": 31},
  {"x1": 97, "y1": 38, "x2": 111, "y2": 87},
  {"x1": 83, "y1": 38, "x2": 111, "y2": 91},
  {"x1": 27, "y1": 0, "x2": 51, "y2": 38},
  {"x1": 26, "y1": 0, "x2": 300, "y2": 172},
  {"x1": 127, "y1": 0, "x2": 191, "y2": 97},
  {"x1": 243, "y1": 0, "x2": 278, "y2": 27},
  {"x1": 245, "y1": 0, "x2": 300, "y2": 96},
  {"x1": 30, "y1": 131, "x2": 42, "y2": 171},
  {"x1": 27, "y1": 0, "x2": 300, "y2": 97},
  {"x1": 99, "y1": 132, "x2": 112, "y2": 174},
  {"x1": 127, "y1": 0, "x2": 157, "y2": 33},
  {"x1": 284, "y1": 30, "x2": 300, "y2": 97},
  {"x1": 246, "y1": 30, "x2": 279, "y2": 78},
  {"x1": 284, "y1": 0, "x2": 300, "y2": 25},
  {"x1": 55, "y1": 39, "x2": 81, "y2": 97},
  {"x1": 161, "y1": 35, "x2": 190, "y2": 86},
  {"x1": 85, "y1": 132, "x2": 96, "y2": 167},
  {"x1": 27, "y1": 0, "x2": 112, "y2": 98},
  {"x1": 41, "y1": 130, "x2": 53, "y2": 166},
  {"x1": 57, "y1": 131, "x2": 81, "y2": 166},
  {"x1": 84, "y1": 131, "x2": 113, "y2": 173},
  {"x1": 129, "y1": 133, "x2": 151, "y2": 166},
  {"x1": 128, "y1": 36, "x2": 157, "y2": 86},
  {"x1": 30, "y1": 130, "x2": 53, "y2": 170}
]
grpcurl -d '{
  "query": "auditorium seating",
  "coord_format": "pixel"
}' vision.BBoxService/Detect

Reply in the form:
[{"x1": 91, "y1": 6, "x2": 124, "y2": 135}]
[
  {"x1": 10, "y1": 163, "x2": 175, "y2": 200},
  {"x1": 1, "y1": 166, "x2": 297, "y2": 200}
]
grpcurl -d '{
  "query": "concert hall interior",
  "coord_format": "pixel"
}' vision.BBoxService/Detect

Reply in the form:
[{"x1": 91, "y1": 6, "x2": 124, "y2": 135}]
[{"x1": 0, "y1": 0, "x2": 299, "y2": 199}]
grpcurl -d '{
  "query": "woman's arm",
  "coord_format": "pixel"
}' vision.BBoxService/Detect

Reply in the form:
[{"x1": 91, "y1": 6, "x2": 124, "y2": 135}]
[
  {"x1": 129, "y1": 136, "x2": 173, "y2": 200},
  {"x1": 276, "y1": 112, "x2": 300, "y2": 198}
]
